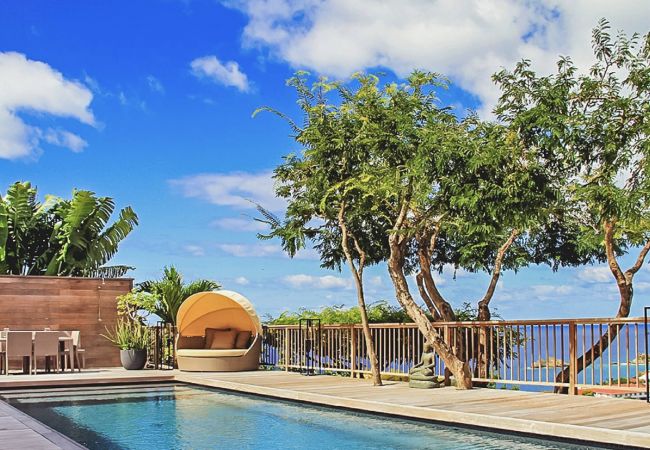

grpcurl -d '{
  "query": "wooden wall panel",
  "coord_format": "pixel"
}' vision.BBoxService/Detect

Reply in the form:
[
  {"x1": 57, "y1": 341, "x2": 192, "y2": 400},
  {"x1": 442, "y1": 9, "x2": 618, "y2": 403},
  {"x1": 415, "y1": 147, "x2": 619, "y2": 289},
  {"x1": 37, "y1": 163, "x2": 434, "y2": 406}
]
[{"x1": 0, "y1": 275, "x2": 132, "y2": 368}]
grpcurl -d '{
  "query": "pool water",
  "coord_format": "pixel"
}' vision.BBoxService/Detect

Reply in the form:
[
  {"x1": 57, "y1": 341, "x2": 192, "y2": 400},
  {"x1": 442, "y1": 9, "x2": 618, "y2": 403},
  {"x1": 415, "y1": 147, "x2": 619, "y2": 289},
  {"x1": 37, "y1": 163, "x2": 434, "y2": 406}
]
[{"x1": 2, "y1": 384, "x2": 593, "y2": 450}]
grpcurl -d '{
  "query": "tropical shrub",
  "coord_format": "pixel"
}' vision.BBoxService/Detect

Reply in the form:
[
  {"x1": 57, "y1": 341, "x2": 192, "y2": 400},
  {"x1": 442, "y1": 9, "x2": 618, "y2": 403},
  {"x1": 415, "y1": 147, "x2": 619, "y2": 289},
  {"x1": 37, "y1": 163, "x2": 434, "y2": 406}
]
[
  {"x1": 265, "y1": 301, "x2": 411, "y2": 325},
  {"x1": 264, "y1": 301, "x2": 491, "y2": 325},
  {"x1": 102, "y1": 318, "x2": 150, "y2": 350},
  {"x1": 136, "y1": 266, "x2": 220, "y2": 325},
  {"x1": 116, "y1": 290, "x2": 158, "y2": 324}
]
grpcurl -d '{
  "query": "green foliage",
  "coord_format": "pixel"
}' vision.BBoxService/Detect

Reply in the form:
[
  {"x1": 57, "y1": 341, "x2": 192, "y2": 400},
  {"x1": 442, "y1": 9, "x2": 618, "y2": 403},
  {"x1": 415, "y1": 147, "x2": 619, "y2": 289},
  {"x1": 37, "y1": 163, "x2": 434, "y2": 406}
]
[
  {"x1": 259, "y1": 68, "x2": 577, "y2": 325},
  {"x1": 102, "y1": 318, "x2": 150, "y2": 350},
  {"x1": 264, "y1": 301, "x2": 490, "y2": 325},
  {"x1": 493, "y1": 19, "x2": 650, "y2": 268},
  {"x1": 136, "y1": 266, "x2": 220, "y2": 325},
  {"x1": 0, "y1": 181, "x2": 138, "y2": 277},
  {"x1": 265, "y1": 301, "x2": 412, "y2": 325},
  {"x1": 116, "y1": 289, "x2": 158, "y2": 323},
  {"x1": 255, "y1": 73, "x2": 392, "y2": 271}
]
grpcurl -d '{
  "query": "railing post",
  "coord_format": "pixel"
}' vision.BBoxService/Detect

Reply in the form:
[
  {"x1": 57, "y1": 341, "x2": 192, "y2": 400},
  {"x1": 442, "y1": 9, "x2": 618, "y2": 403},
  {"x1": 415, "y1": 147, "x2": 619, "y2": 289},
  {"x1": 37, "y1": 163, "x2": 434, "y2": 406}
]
[
  {"x1": 568, "y1": 322, "x2": 577, "y2": 395},
  {"x1": 478, "y1": 325, "x2": 489, "y2": 381},
  {"x1": 284, "y1": 328, "x2": 290, "y2": 372},
  {"x1": 350, "y1": 325, "x2": 356, "y2": 379},
  {"x1": 443, "y1": 325, "x2": 452, "y2": 386}
]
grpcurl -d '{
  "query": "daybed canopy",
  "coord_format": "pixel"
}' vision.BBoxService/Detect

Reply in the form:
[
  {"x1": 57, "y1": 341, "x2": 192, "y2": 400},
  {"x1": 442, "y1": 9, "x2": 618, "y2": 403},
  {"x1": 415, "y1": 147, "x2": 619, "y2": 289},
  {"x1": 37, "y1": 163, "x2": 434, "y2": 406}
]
[
  {"x1": 177, "y1": 290, "x2": 263, "y2": 337},
  {"x1": 176, "y1": 290, "x2": 262, "y2": 372}
]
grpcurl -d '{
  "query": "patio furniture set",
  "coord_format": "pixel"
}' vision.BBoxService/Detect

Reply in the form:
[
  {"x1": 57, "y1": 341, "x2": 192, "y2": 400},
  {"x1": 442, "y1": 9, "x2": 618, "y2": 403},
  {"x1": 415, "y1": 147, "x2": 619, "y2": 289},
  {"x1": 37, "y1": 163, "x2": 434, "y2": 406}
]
[{"x1": 0, "y1": 329, "x2": 86, "y2": 375}]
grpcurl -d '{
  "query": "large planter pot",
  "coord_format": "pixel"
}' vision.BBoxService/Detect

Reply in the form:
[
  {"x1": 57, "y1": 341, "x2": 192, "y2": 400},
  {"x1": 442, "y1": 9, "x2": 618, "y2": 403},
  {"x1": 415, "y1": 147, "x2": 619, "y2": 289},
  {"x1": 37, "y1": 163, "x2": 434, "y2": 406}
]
[{"x1": 120, "y1": 349, "x2": 147, "y2": 370}]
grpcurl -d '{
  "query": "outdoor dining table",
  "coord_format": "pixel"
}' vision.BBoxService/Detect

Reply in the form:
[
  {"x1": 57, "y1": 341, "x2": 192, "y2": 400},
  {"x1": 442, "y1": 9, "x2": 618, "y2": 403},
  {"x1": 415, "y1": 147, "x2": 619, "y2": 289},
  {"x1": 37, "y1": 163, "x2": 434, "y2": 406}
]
[{"x1": 0, "y1": 331, "x2": 76, "y2": 374}]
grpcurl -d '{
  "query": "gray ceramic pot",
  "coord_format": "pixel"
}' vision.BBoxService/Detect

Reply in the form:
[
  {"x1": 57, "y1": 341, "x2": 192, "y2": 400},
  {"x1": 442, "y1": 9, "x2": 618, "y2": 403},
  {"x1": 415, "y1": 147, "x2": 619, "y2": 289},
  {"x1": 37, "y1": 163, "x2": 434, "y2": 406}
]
[{"x1": 120, "y1": 349, "x2": 147, "y2": 370}]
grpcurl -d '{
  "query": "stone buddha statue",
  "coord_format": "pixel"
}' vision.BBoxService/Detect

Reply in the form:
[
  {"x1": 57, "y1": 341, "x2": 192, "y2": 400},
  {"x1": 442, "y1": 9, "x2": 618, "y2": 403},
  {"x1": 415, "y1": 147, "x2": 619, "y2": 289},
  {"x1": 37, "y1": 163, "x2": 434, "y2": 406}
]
[{"x1": 409, "y1": 342, "x2": 442, "y2": 389}]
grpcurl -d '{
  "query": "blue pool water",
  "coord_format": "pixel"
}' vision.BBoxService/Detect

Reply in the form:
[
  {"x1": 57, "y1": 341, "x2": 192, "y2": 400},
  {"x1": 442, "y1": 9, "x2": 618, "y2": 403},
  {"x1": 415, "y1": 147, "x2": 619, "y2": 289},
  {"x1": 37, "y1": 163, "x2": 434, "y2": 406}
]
[{"x1": 3, "y1": 384, "x2": 593, "y2": 449}]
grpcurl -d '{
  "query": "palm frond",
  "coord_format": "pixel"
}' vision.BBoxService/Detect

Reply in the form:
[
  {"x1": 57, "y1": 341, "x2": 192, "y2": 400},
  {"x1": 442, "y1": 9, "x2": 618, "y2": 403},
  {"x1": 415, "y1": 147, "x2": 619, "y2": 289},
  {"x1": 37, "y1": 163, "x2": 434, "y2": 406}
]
[{"x1": 86, "y1": 265, "x2": 135, "y2": 278}]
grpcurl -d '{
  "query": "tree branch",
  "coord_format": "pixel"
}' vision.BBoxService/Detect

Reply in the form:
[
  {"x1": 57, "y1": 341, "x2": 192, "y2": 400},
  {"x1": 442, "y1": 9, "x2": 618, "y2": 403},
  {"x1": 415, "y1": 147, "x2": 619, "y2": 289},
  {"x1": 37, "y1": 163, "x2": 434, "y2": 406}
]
[
  {"x1": 604, "y1": 220, "x2": 626, "y2": 285},
  {"x1": 351, "y1": 235, "x2": 366, "y2": 279},
  {"x1": 477, "y1": 228, "x2": 519, "y2": 317},
  {"x1": 415, "y1": 272, "x2": 441, "y2": 320},
  {"x1": 625, "y1": 240, "x2": 650, "y2": 277},
  {"x1": 416, "y1": 223, "x2": 456, "y2": 321}
]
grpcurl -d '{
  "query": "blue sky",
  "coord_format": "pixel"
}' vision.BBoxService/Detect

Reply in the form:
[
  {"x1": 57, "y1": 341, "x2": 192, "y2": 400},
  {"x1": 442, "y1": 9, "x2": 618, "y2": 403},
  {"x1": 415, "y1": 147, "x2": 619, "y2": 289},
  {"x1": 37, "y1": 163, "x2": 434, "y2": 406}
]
[{"x1": 1, "y1": 1, "x2": 649, "y2": 319}]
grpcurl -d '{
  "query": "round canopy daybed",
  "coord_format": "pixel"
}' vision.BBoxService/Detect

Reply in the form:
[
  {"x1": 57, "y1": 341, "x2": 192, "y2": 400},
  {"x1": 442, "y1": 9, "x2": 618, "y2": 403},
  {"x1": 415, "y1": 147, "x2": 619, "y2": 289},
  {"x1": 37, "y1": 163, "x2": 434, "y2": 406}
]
[{"x1": 175, "y1": 290, "x2": 262, "y2": 372}]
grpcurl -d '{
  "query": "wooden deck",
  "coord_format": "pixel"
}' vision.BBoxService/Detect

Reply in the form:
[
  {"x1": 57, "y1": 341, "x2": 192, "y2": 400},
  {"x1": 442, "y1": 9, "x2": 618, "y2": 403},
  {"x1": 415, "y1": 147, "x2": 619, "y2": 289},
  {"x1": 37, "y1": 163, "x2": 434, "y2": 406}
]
[{"x1": 0, "y1": 368, "x2": 649, "y2": 448}]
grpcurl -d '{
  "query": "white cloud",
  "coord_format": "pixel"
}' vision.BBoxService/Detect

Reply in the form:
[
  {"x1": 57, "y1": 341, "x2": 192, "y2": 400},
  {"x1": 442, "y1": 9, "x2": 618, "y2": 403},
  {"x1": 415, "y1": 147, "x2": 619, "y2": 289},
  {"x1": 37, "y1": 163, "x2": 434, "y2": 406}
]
[
  {"x1": 293, "y1": 248, "x2": 320, "y2": 260},
  {"x1": 530, "y1": 284, "x2": 574, "y2": 296},
  {"x1": 217, "y1": 243, "x2": 282, "y2": 257},
  {"x1": 43, "y1": 129, "x2": 87, "y2": 153},
  {"x1": 234, "y1": 276, "x2": 250, "y2": 285},
  {"x1": 0, "y1": 51, "x2": 94, "y2": 159},
  {"x1": 410, "y1": 271, "x2": 446, "y2": 286},
  {"x1": 368, "y1": 276, "x2": 383, "y2": 287},
  {"x1": 146, "y1": 75, "x2": 164, "y2": 93},
  {"x1": 634, "y1": 281, "x2": 650, "y2": 292},
  {"x1": 190, "y1": 55, "x2": 250, "y2": 92},
  {"x1": 212, "y1": 216, "x2": 267, "y2": 232},
  {"x1": 283, "y1": 273, "x2": 353, "y2": 290},
  {"x1": 578, "y1": 266, "x2": 612, "y2": 283},
  {"x1": 226, "y1": 0, "x2": 647, "y2": 115},
  {"x1": 184, "y1": 244, "x2": 206, "y2": 257},
  {"x1": 170, "y1": 171, "x2": 285, "y2": 211}
]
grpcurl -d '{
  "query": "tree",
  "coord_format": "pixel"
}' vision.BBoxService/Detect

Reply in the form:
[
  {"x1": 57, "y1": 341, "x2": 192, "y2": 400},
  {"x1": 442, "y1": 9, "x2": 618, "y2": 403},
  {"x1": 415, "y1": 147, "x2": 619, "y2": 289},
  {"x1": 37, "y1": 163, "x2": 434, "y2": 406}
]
[
  {"x1": 315, "y1": 71, "x2": 578, "y2": 388},
  {"x1": 493, "y1": 19, "x2": 650, "y2": 391},
  {"x1": 0, "y1": 181, "x2": 138, "y2": 277},
  {"x1": 260, "y1": 72, "x2": 476, "y2": 387},
  {"x1": 254, "y1": 74, "x2": 387, "y2": 385},
  {"x1": 137, "y1": 266, "x2": 220, "y2": 325}
]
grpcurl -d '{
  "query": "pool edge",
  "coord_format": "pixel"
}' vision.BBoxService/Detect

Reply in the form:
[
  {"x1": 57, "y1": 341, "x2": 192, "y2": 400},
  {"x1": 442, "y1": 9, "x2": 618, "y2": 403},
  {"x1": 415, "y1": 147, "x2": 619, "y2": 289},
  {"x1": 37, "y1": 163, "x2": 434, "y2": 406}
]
[
  {"x1": 175, "y1": 374, "x2": 649, "y2": 449},
  {"x1": 0, "y1": 399, "x2": 87, "y2": 450},
  {"x1": 1, "y1": 372, "x2": 648, "y2": 449}
]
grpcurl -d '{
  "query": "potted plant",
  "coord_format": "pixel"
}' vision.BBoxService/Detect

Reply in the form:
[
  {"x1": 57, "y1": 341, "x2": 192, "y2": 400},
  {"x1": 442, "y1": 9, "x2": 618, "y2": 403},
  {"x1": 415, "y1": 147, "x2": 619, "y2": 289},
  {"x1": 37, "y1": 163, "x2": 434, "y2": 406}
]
[{"x1": 103, "y1": 318, "x2": 151, "y2": 370}]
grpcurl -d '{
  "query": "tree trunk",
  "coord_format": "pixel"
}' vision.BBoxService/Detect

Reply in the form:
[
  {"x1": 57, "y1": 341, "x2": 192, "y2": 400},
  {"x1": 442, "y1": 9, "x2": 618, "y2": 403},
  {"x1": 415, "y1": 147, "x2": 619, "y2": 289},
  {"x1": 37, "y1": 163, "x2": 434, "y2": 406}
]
[
  {"x1": 388, "y1": 231, "x2": 472, "y2": 389},
  {"x1": 355, "y1": 280, "x2": 382, "y2": 386},
  {"x1": 338, "y1": 206, "x2": 382, "y2": 386},
  {"x1": 415, "y1": 230, "x2": 456, "y2": 321},
  {"x1": 553, "y1": 220, "x2": 645, "y2": 393},
  {"x1": 475, "y1": 229, "x2": 517, "y2": 382}
]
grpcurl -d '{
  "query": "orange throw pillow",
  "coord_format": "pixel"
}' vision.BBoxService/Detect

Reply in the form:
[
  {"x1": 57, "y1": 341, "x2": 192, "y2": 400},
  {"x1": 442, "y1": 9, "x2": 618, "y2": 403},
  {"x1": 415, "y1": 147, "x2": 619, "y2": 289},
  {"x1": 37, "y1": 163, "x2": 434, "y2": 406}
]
[
  {"x1": 235, "y1": 331, "x2": 252, "y2": 349},
  {"x1": 204, "y1": 328, "x2": 229, "y2": 349},
  {"x1": 208, "y1": 329, "x2": 238, "y2": 349}
]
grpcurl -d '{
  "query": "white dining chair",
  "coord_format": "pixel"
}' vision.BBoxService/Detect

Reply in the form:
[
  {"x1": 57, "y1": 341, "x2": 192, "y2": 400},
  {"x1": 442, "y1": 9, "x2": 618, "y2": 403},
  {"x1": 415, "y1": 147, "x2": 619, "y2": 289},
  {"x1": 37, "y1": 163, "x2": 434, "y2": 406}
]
[
  {"x1": 5, "y1": 331, "x2": 32, "y2": 376},
  {"x1": 68, "y1": 331, "x2": 85, "y2": 371},
  {"x1": 33, "y1": 332, "x2": 62, "y2": 374}
]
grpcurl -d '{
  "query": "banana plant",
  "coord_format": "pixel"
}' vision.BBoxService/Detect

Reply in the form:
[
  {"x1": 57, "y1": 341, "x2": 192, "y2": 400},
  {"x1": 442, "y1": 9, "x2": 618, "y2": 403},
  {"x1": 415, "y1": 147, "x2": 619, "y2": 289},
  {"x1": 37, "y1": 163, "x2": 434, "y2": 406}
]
[
  {"x1": 0, "y1": 181, "x2": 138, "y2": 277},
  {"x1": 0, "y1": 182, "x2": 57, "y2": 275},
  {"x1": 45, "y1": 190, "x2": 139, "y2": 276}
]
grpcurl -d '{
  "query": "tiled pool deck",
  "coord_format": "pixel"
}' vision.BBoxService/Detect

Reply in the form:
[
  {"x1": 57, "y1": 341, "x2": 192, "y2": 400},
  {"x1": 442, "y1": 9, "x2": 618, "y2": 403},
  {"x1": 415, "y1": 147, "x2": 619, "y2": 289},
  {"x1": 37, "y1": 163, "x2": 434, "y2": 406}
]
[{"x1": 0, "y1": 368, "x2": 648, "y2": 449}]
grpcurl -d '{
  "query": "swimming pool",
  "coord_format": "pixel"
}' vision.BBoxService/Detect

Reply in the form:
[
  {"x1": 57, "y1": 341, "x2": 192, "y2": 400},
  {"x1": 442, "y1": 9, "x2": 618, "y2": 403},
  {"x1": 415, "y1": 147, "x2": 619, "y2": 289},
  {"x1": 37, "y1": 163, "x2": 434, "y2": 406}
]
[{"x1": 2, "y1": 384, "x2": 593, "y2": 449}]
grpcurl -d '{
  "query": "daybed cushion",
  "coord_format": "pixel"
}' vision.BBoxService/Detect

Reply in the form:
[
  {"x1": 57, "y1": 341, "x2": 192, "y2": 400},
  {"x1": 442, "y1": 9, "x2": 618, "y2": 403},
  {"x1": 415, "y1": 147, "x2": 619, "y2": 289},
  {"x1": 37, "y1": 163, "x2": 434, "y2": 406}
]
[
  {"x1": 177, "y1": 335, "x2": 205, "y2": 349},
  {"x1": 204, "y1": 328, "x2": 229, "y2": 349},
  {"x1": 208, "y1": 329, "x2": 238, "y2": 349},
  {"x1": 235, "y1": 331, "x2": 252, "y2": 349},
  {"x1": 177, "y1": 348, "x2": 249, "y2": 358}
]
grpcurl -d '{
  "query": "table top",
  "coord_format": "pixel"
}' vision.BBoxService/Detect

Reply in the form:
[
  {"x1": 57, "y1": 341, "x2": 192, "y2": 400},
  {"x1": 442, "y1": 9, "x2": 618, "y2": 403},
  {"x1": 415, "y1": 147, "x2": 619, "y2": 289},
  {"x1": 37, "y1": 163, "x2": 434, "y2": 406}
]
[{"x1": 0, "y1": 334, "x2": 74, "y2": 341}]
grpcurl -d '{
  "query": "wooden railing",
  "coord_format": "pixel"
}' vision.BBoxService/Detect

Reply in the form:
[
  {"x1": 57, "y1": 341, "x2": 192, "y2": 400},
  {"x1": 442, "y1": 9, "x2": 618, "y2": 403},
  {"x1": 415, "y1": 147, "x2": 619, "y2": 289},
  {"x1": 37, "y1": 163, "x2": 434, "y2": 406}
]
[{"x1": 261, "y1": 318, "x2": 648, "y2": 394}]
